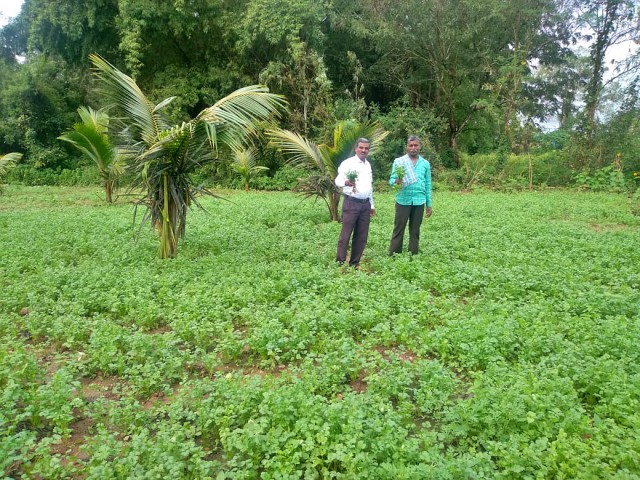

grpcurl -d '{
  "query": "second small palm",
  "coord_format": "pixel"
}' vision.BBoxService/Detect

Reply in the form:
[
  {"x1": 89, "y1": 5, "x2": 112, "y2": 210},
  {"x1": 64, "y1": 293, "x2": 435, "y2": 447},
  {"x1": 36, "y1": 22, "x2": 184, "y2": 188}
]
[{"x1": 231, "y1": 147, "x2": 268, "y2": 192}]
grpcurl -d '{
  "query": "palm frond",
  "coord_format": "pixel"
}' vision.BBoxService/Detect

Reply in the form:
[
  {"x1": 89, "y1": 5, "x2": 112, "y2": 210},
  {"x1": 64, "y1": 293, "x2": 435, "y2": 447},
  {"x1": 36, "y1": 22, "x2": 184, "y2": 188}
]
[
  {"x1": 76, "y1": 106, "x2": 109, "y2": 135},
  {"x1": 266, "y1": 128, "x2": 325, "y2": 171},
  {"x1": 293, "y1": 174, "x2": 337, "y2": 213},
  {"x1": 202, "y1": 85, "x2": 286, "y2": 125},
  {"x1": 0, "y1": 152, "x2": 22, "y2": 177},
  {"x1": 230, "y1": 147, "x2": 256, "y2": 174},
  {"x1": 141, "y1": 120, "x2": 213, "y2": 178},
  {"x1": 110, "y1": 149, "x2": 127, "y2": 177},
  {"x1": 199, "y1": 86, "x2": 287, "y2": 151},
  {"x1": 90, "y1": 54, "x2": 171, "y2": 146},
  {"x1": 327, "y1": 120, "x2": 389, "y2": 172},
  {"x1": 58, "y1": 124, "x2": 115, "y2": 174}
]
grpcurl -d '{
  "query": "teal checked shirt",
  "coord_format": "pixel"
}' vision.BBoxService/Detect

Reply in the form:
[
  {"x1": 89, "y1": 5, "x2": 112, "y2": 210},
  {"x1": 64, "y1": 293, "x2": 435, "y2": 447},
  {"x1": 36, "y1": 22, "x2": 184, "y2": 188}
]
[{"x1": 389, "y1": 155, "x2": 432, "y2": 207}]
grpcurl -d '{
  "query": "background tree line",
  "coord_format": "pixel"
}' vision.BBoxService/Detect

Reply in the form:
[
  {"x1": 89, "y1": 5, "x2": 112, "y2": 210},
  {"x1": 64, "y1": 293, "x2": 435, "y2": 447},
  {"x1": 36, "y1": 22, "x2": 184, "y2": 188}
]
[{"x1": 1, "y1": 0, "x2": 639, "y2": 191}]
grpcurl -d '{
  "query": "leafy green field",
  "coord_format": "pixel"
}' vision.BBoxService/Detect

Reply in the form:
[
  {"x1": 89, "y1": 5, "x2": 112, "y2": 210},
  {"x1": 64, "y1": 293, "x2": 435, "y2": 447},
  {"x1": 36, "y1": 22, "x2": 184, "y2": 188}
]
[{"x1": 1, "y1": 186, "x2": 639, "y2": 479}]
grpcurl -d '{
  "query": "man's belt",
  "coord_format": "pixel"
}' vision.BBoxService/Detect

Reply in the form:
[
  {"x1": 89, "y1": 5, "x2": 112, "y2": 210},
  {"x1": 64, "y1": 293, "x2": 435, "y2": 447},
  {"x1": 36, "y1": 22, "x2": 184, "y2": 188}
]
[{"x1": 343, "y1": 194, "x2": 370, "y2": 204}]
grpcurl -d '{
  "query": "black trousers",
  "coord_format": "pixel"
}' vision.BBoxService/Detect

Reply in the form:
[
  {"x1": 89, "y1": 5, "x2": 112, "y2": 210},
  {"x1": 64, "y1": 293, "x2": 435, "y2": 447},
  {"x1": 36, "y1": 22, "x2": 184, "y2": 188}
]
[
  {"x1": 336, "y1": 196, "x2": 371, "y2": 266},
  {"x1": 389, "y1": 203, "x2": 424, "y2": 255}
]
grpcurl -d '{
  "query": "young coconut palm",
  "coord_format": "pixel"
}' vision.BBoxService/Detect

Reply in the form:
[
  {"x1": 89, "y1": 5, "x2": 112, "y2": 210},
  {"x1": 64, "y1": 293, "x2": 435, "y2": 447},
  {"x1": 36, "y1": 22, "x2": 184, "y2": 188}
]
[
  {"x1": 58, "y1": 106, "x2": 124, "y2": 203},
  {"x1": 0, "y1": 152, "x2": 22, "y2": 195},
  {"x1": 230, "y1": 146, "x2": 268, "y2": 192},
  {"x1": 89, "y1": 54, "x2": 286, "y2": 258},
  {"x1": 267, "y1": 120, "x2": 388, "y2": 221}
]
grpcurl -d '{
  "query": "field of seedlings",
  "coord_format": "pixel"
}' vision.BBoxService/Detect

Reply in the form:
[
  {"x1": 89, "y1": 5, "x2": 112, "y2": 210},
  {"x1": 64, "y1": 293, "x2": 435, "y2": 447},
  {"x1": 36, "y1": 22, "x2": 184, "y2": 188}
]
[{"x1": 1, "y1": 186, "x2": 639, "y2": 479}]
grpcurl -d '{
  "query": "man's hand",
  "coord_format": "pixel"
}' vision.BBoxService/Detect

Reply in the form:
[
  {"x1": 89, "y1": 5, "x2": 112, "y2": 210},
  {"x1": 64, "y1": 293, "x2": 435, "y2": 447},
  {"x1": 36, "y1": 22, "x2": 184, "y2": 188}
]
[
  {"x1": 345, "y1": 180, "x2": 355, "y2": 187},
  {"x1": 370, "y1": 209, "x2": 375, "y2": 217},
  {"x1": 425, "y1": 207, "x2": 432, "y2": 218}
]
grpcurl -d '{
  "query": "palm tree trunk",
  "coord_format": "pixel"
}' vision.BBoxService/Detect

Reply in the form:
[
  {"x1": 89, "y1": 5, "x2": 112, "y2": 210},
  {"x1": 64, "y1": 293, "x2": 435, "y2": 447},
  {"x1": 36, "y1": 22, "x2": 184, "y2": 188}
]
[
  {"x1": 330, "y1": 191, "x2": 341, "y2": 222},
  {"x1": 159, "y1": 175, "x2": 178, "y2": 258},
  {"x1": 104, "y1": 180, "x2": 114, "y2": 203}
]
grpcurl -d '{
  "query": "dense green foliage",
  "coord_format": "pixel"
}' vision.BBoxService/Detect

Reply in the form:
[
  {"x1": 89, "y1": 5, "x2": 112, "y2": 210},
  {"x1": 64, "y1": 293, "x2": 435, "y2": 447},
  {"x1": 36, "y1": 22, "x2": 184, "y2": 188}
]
[
  {"x1": 1, "y1": 186, "x2": 639, "y2": 478},
  {"x1": 0, "y1": 0, "x2": 638, "y2": 187}
]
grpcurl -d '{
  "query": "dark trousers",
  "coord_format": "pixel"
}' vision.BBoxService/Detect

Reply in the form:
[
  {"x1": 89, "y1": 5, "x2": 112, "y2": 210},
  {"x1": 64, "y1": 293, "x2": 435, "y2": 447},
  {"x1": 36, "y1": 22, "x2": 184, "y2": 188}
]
[
  {"x1": 389, "y1": 203, "x2": 424, "y2": 255},
  {"x1": 337, "y1": 196, "x2": 371, "y2": 266}
]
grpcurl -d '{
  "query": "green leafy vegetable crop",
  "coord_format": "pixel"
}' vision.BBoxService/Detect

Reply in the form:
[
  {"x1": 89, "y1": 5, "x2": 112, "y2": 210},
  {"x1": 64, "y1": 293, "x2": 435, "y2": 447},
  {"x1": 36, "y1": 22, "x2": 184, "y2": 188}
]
[{"x1": 0, "y1": 185, "x2": 639, "y2": 478}]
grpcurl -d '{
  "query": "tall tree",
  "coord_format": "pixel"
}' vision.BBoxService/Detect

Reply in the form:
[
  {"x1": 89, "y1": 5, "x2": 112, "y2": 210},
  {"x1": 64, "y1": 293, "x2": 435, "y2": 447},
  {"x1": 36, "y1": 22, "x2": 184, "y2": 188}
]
[
  {"x1": 259, "y1": 41, "x2": 332, "y2": 136},
  {"x1": 24, "y1": 0, "x2": 120, "y2": 64},
  {"x1": 236, "y1": 0, "x2": 331, "y2": 135},
  {"x1": 0, "y1": 55, "x2": 86, "y2": 168},
  {"x1": 572, "y1": 0, "x2": 639, "y2": 140},
  {"x1": 357, "y1": 0, "x2": 554, "y2": 164}
]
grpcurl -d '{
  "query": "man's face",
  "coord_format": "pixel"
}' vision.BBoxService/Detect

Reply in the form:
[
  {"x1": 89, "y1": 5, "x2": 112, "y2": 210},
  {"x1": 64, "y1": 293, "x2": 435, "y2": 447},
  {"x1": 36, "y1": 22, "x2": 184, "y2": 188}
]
[
  {"x1": 355, "y1": 142, "x2": 370, "y2": 161},
  {"x1": 407, "y1": 140, "x2": 421, "y2": 158}
]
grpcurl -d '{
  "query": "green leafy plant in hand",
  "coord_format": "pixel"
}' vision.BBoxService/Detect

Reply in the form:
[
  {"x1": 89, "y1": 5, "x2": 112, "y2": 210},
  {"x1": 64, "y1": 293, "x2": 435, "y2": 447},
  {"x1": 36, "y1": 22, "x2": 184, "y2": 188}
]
[
  {"x1": 346, "y1": 170, "x2": 359, "y2": 192},
  {"x1": 394, "y1": 165, "x2": 406, "y2": 188}
]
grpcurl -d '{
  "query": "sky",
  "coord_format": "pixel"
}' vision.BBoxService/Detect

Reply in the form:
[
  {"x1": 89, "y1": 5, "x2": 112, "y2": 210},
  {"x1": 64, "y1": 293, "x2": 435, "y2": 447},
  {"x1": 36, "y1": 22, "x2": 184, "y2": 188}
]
[{"x1": 0, "y1": 0, "x2": 23, "y2": 28}]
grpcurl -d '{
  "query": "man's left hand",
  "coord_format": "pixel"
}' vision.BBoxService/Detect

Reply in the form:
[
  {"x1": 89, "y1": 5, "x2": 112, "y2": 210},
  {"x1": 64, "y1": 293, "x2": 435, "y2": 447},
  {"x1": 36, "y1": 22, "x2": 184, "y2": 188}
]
[
  {"x1": 425, "y1": 207, "x2": 432, "y2": 218},
  {"x1": 370, "y1": 209, "x2": 375, "y2": 217}
]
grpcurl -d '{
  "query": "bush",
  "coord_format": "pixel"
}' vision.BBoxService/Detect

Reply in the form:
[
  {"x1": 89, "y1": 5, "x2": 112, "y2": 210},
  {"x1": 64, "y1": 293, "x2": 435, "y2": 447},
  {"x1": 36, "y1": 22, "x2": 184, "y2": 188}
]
[
  {"x1": 573, "y1": 165, "x2": 628, "y2": 193},
  {"x1": 6, "y1": 165, "x2": 101, "y2": 186},
  {"x1": 506, "y1": 151, "x2": 573, "y2": 187},
  {"x1": 205, "y1": 165, "x2": 308, "y2": 191},
  {"x1": 431, "y1": 168, "x2": 466, "y2": 191},
  {"x1": 259, "y1": 166, "x2": 307, "y2": 191},
  {"x1": 457, "y1": 151, "x2": 574, "y2": 190}
]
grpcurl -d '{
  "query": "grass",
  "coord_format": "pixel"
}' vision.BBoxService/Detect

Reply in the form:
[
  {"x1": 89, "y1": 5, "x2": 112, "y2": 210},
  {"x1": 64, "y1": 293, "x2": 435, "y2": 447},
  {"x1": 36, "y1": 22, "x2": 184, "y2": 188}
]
[{"x1": 1, "y1": 185, "x2": 639, "y2": 478}]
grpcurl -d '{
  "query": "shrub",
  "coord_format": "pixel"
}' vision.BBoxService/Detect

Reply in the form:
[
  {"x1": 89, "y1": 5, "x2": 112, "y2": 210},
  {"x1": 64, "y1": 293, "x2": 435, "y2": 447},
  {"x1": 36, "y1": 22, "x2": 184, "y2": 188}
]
[
  {"x1": 458, "y1": 151, "x2": 574, "y2": 189},
  {"x1": 574, "y1": 165, "x2": 628, "y2": 193},
  {"x1": 6, "y1": 165, "x2": 101, "y2": 186}
]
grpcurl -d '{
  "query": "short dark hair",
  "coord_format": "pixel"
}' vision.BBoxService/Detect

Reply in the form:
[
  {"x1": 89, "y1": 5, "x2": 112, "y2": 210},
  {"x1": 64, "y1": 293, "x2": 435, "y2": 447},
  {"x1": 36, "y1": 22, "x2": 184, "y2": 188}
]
[
  {"x1": 355, "y1": 137, "x2": 370, "y2": 147},
  {"x1": 407, "y1": 135, "x2": 421, "y2": 144}
]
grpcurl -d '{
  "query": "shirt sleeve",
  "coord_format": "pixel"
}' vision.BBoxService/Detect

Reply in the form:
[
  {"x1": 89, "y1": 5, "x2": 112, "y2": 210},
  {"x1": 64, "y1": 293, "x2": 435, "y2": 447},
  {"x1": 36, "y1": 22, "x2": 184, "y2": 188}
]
[
  {"x1": 368, "y1": 163, "x2": 375, "y2": 209},
  {"x1": 424, "y1": 160, "x2": 432, "y2": 207},
  {"x1": 389, "y1": 159, "x2": 397, "y2": 186},
  {"x1": 335, "y1": 160, "x2": 347, "y2": 188}
]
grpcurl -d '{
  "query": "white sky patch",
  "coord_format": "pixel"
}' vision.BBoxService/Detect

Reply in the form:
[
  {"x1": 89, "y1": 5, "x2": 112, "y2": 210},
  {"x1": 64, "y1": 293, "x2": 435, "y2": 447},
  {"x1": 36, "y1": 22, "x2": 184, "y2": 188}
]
[
  {"x1": 604, "y1": 39, "x2": 639, "y2": 82},
  {"x1": 0, "y1": 0, "x2": 24, "y2": 28}
]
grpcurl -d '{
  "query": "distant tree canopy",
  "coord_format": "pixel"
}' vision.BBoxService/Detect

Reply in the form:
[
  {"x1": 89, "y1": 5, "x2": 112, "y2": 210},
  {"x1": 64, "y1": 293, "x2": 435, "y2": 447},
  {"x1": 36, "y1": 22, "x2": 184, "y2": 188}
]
[{"x1": 1, "y1": 0, "x2": 639, "y2": 178}]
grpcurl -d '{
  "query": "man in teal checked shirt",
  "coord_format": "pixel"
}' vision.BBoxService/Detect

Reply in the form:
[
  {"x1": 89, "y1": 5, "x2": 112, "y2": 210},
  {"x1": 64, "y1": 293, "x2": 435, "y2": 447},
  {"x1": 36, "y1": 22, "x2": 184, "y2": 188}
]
[{"x1": 388, "y1": 135, "x2": 432, "y2": 255}]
